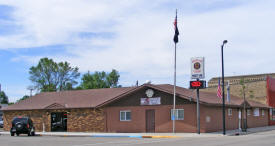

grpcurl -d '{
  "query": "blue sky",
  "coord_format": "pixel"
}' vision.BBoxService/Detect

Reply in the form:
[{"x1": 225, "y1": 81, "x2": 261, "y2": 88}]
[{"x1": 0, "y1": 0, "x2": 274, "y2": 102}]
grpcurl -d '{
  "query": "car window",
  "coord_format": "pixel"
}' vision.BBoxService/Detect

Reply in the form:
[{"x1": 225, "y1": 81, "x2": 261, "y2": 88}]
[{"x1": 12, "y1": 118, "x2": 28, "y2": 124}]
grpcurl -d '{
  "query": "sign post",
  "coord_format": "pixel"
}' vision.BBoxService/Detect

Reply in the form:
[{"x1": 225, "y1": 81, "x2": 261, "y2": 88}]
[{"x1": 190, "y1": 57, "x2": 206, "y2": 134}]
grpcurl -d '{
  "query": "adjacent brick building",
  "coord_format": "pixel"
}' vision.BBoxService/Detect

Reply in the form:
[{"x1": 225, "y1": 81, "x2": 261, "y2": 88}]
[
  {"x1": 2, "y1": 84, "x2": 270, "y2": 133},
  {"x1": 204, "y1": 73, "x2": 275, "y2": 126},
  {"x1": 205, "y1": 73, "x2": 275, "y2": 104},
  {"x1": 267, "y1": 76, "x2": 275, "y2": 125}
]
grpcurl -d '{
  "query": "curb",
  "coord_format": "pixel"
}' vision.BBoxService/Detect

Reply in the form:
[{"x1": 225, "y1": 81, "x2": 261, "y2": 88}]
[
  {"x1": 142, "y1": 135, "x2": 179, "y2": 138},
  {"x1": 0, "y1": 132, "x2": 179, "y2": 138},
  {"x1": 91, "y1": 135, "x2": 142, "y2": 138}
]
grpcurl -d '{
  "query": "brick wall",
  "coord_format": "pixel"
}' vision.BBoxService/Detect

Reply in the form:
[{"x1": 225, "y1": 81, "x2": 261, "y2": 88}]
[
  {"x1": 105, "y1": 105, "x2": 198, "y2": 133},
  {"x1": 3, "y1": 110, "x2": 50, "y2": 132},
  {"x1": 3, "y1": 108, "x2": 105, "y2": 132},
  {"x1": 68, "y1": 108, "x2": 105, "y2": 132},
  {"x1": 201, "y1": 106, "x2": 239, "y2": 132},
  {"x1": 247, "y1": 108, "x2": 268, "y2": 128}
]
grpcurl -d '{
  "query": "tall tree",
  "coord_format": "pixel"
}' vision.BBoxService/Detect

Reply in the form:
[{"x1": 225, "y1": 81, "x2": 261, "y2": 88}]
[
  {"x1": 79, "y1": 69, "x2": 120, "y2": 89},
  {"x1": 29, "y1": 57, "x2": 80, "y2": 92},
  {"x1": 107, "y1": 69, "x2": 120, "y2": 88},
  {"x1": 0, "y1": 91, "x2": 9, "y2": 104}
]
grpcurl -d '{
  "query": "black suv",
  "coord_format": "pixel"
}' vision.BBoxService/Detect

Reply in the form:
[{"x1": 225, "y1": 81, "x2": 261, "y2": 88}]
[{"x1": 10, "y1": 117, "x2": 35, "y2": 136}]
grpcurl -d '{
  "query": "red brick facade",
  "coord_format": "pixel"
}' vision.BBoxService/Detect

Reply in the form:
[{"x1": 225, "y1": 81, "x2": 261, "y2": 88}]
[{"x1": 2, "y1": 84, "x2": 270, "y2": 133}]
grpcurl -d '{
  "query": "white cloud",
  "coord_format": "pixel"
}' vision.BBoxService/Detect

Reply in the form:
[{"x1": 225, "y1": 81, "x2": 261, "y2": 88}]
[{"x1": 0, "y1": 0, "x2": 275, "y2": 101}]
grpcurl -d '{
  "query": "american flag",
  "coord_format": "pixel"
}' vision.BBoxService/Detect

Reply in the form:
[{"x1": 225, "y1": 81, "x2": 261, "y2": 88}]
[{"x1": 217, "y1": 78, "x2": 222, "y2": 98}]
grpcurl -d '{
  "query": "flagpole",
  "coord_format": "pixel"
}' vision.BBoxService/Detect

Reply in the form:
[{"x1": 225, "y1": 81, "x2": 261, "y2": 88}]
[
  {"x1": 173, "y1": 40, "x2": 176, "y2": 133},
  {"x1": 172, "y1": 9, "x2": 178, "y2": 134}
]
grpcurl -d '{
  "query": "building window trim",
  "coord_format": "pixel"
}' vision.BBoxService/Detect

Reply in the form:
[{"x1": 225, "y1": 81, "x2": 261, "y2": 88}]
[
  {"x1": 120, "y1": 110, "x2": 131, "y2": 121},
  {"x1": 262, "y1": 109, "x2": 265, "y2": 116},
  {"x1": 270, "y1": 108, "x2": 275, "y2": 121},
  {"x1": 247, "y1": 109, "x2": 251, "y2": 116},
  {"x1": 171, "y1": 109, "x2": 184, "y2": 120},
  {"x1": 253, "y1": 108, "x2": 260, "y2": 117},
  {"x1": 228, "y1": 108, "x2": 232, "y2": 116}
]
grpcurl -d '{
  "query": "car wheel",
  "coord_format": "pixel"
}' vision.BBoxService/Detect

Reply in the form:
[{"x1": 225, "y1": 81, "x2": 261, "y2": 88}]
[
  {"x1": 16, "y1": 133, "x2": 20, "y2": 136},
  {"x1": 11, "y1": 132, "x2": 14, "y2": 136}
]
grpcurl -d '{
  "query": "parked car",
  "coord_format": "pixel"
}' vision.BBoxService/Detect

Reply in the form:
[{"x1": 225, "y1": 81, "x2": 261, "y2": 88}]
[
  {"x1": 0, "y1": 120, "x2": 3, "y2": 128},
  {"x1": 10, "y1": 117, "x2": 35, "y2": 136}
]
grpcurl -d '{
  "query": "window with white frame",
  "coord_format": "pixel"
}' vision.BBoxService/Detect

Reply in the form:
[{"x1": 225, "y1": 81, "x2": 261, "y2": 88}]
[
  {"x1": 228, "y1": 108, "x2": 232, "y2": 116},
  {"x1": 247, "y1": 109, "x2": 251, "y2": 116},
  {"x1": 262, "y1": 109, "x2": 265, "y2": 116},
  {"x1": 253, "y1": 108, "x2": 260, "y2": 117},
  {"x1": 120, "y1": 111, "x2": 131, "y2": 121},
  {"x1": 171, "y1": 109, "x2": 184, "y2": 120}
]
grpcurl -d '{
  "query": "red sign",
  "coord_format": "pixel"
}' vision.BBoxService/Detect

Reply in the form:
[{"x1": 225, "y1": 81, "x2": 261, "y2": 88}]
[{"x1": 190, "y1": 80, "x2": 206, "y2": 89}]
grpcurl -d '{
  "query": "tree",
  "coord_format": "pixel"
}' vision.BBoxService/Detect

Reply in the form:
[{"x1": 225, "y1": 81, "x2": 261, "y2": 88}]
[
  {"x1": 29, "y1": 57, "x2": 80, "y2": 92},
  {"x1": 79, "y1": 69, "x2": 120, "y2": 89},
  {"x1": 0, "y1": 91, "x2": 9, "y2": 104},
  {"x1": 107, "y1": 69, "x2": 120, "y2": 88},
  {"x1": 240, "y1": 78, "x2": 247, "y2": 131},
  {"x1": 17, "y1": 95, "x2": 30, "y2": 102}
]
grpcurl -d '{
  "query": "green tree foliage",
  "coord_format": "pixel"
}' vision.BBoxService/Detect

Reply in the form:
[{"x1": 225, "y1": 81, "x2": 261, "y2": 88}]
[
  {"x1": 29, "y1": 57, "x2": 80, "y2": 92},
  {"x1": 79, "y1": 69, "x2": 120, "y2": 89},
  {"x1": 107, "y1": 69, "x2": 120, "y2": 88},
  {"x1": 0, "y1": 91, "x2": 9, "y2": 104},
  {"x1": 17, "y1": 95, "x2": 30, "y2": 102},
  {"x1": 239, "y1": 78, "x2": 246, "y2": 98}
]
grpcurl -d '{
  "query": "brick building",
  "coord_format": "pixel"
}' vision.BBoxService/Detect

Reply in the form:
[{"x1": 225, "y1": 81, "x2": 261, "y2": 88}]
[
  {"x1": 267, "y1": 76, "x2": 275, "y2": 125},
  {"x1": 205, "y1": 73, "x2": 275, "y2": 104},
  {"x1": 204, "y1": 73, "x2": 275, "y2": 126},
  {"x1": 2, "y1": 84, "x2": 269, "y2": 133}
]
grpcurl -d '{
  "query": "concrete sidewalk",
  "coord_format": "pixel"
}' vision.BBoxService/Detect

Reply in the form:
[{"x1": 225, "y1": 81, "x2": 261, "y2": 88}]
[{"x1": 1, "y1": 126, "x2": 275, "y2": 138}]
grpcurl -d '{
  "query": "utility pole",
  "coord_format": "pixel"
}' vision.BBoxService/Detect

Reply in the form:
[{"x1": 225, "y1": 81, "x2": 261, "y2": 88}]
[
  {"x1": 196, "y1": 79, "x2": 200, "y2": 134},
  {"x1": 27, "y1": 86, "x2": 35, "y2": 97}
]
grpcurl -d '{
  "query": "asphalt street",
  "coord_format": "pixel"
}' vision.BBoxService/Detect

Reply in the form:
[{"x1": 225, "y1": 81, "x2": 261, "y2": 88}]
[{"x1": 0, "y1": 130, "x2": 275, "y2": 146}]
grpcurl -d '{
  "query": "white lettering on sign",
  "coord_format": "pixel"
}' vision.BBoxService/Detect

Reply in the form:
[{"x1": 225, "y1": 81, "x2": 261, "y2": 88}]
[{"x1": 140, "y1": 97, "x2": 161, "y2": 105}]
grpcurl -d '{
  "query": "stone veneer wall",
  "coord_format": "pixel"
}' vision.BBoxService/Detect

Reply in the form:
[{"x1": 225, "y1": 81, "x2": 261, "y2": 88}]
[
  {"x1": 202, "y1": 80, "x2": 267, "y2": 104},
  {"x1": 3, "y1": 108, "x2": 105, "y2": 132}
]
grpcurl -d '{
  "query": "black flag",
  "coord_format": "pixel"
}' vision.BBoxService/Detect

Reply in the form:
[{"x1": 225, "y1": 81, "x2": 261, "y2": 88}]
[{"x1": 173, "y1": 11, "x2": 179, "y2": 43}]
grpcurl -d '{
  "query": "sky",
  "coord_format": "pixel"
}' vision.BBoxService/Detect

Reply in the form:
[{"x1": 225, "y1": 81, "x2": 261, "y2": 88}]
[{"x1": 0, "y1": 0, "x2": 274, "y2": 102}]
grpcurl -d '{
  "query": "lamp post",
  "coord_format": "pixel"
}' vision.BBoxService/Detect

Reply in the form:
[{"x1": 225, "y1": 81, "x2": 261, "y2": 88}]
[{"x1": 221, "y1": 40, "x2": 228, "y2": 135}]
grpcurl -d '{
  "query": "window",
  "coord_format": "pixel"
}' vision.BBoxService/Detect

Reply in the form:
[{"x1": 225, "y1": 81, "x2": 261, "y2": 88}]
[
  {"x1": 253, "y1": 108, "x2": 260, "y2": 117},
  {"x1": 270, "y1": 108, "x2": 275, "y2": 121},
  {"x1": 262, "y1": 109, "x2": 265, "y2": 116},
  {"x1": 120, "y1": 111, "x2": 131, "y2": 121},
  {"x1": 228, "y1": 108, "x2": 232, "y2": 116},
  {"x1": 247, "y1": 109, "x2": 251, "y2": 116},
  {"x1": 171, "y1": 109, "x2": 184, "y2": 120}
]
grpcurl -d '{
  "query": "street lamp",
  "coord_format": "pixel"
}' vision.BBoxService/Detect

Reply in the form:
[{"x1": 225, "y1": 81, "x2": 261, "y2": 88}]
[{"x1": 221, "y1": 40, "x2": 227, "y2": 135}]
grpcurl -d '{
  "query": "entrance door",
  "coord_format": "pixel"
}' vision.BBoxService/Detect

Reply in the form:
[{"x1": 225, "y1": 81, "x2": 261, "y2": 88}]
[
  {"x1": 51, "y1": 112, "x2": 67, "y2": 132},
  {"x1": 146, "y1": 109, "x2": 155, "y2": 132}
]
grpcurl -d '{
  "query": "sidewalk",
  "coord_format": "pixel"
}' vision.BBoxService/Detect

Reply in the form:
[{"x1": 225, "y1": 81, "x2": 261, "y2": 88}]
[{"x1": 1, "y1": 126, "x2": 275, "y2": 138}]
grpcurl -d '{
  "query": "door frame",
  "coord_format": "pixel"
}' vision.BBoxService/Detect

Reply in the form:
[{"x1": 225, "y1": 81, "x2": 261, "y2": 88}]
[{"x1": 145, "y1": 109, "x2": 155, "y2": 133}]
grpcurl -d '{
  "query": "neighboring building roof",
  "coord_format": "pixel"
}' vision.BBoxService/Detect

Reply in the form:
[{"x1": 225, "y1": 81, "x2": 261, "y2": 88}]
[{"x1": 3, "y1": 84, "x2": 269, "y2": 111}]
